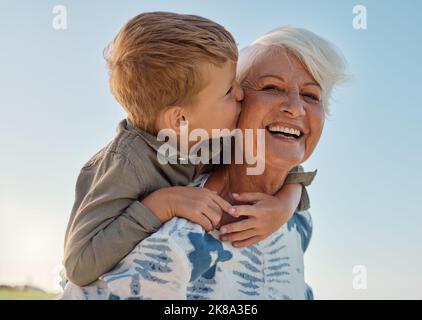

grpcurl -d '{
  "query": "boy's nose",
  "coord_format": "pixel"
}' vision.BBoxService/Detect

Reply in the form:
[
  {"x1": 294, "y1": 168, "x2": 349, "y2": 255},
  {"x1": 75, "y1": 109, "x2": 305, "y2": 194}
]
[{"x1": 235, "y1": 83, "x2": 244, "y2": 102}]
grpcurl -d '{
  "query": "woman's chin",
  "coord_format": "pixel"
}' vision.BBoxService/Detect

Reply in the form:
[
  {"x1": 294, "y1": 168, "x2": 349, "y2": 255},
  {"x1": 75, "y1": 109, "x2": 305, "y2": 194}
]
[
  {"x1": 266, "y1": 130, "x2": 305, "y2": 159},
  {"x1": 264, "y1": 150, "x2": 304, "y2": 172}
]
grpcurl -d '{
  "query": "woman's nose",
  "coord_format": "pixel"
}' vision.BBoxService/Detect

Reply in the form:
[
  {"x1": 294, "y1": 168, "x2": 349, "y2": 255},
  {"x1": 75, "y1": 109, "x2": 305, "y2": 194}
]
[{"x1": 281, "y1": 92, "x2": 305, "y2": 117}]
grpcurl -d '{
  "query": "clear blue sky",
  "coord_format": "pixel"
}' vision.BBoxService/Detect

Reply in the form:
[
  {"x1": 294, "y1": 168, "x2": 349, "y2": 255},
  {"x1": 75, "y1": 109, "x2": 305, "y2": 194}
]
[{"x1": 0, "y1": 0, "x2": 421, "y2": 299}]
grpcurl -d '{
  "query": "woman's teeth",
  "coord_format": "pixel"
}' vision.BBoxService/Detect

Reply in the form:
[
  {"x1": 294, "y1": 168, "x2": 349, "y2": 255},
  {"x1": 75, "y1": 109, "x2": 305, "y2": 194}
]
[{"x1": 267, "y1": 125, "x2": 302, "y2": 138}]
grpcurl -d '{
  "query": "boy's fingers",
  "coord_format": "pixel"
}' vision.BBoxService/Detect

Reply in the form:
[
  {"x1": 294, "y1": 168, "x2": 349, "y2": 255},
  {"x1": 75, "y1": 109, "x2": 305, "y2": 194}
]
[
  {"x1": 198, "y1": 213, "x2": 214, "y2": 232},
  {"x1": 202, "y1": 205, "x2": 223, "y2": 228},
  {"x1": 230, "y1": 205, "x2": 258, "y2": 218},
  {"x1": 232, "y1": 236, "x2": 263, "y2": 248},
  {"x1": 211, "y1": 194, "x2": 236, "y2": 216},
  {"x1": 231, "y1": 192, "x2": 269, "y2": 203},
  {"x1": 219, "y1": 218, "x2": 256, "y2": 234},
  {"x1": 220, "y1": 229, "x2": 257, "y2": 242},
  {"x1": 187, "y1": 211, "x2": 213, "y2": 232}
]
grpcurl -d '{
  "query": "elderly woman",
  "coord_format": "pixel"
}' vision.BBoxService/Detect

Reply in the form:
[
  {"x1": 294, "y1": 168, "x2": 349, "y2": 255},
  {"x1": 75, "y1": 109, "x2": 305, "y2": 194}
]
[{"x1": 62, "y1": 26, "x2": 346, "y2": 300}]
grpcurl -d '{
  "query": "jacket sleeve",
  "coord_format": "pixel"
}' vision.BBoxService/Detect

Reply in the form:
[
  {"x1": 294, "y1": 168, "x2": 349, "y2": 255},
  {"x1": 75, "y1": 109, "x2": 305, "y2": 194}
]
[{"x1": 63, "y1": 151, "x2": 162, "y2": 286}]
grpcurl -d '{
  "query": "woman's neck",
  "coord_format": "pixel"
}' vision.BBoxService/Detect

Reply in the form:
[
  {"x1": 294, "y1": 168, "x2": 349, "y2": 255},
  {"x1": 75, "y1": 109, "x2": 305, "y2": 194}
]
[{"x1": 204, "y1": 163, "x2": 290, "y2": 203}]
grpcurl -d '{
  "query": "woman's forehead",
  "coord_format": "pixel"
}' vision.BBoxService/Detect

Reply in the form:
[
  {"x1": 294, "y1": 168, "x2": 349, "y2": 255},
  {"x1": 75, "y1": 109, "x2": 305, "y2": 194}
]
[{"x1": 249, "y1": 48, "x2": 315, "y2": 82}]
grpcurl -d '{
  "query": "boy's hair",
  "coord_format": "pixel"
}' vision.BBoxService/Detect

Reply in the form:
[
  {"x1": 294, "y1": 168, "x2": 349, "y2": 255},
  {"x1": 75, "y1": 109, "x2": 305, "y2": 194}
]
[{"x1": 105, "y1": 11, "x2": 238, "y2": 133}]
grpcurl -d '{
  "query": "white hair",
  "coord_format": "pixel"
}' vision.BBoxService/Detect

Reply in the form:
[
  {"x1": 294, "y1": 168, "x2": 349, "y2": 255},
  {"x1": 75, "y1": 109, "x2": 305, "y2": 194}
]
[{"x1": 237, "y1": 26, "x2": 347, "y2": 114}]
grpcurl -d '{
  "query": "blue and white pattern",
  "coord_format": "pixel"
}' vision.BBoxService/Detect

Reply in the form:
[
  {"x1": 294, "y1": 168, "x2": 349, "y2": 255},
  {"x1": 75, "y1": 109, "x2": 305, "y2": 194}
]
[{"x1": 61, "y1": 177, "x2": 313, "y2": 300}]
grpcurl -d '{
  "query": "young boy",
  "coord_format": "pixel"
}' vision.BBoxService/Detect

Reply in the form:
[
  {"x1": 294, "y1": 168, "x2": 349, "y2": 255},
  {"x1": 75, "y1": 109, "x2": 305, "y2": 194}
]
[{"x1": 63, "y1": 12, "x2": 316, "y2": 287}]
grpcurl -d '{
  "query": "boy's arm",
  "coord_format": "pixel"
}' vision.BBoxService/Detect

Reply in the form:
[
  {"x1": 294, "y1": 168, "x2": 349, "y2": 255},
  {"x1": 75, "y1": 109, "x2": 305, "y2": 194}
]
[
  {"x1": 64, "y1": 152, "x2": 163, "y2": 287},
  {"x1": 273, "y1": 183, "x2": 302, "y2": 218},
  {"x1": 283, "y1": 165, "x2": 317, "y2": 211},
  {"x1": 142, "y1": 186, "x2": 234, "y2": 232}
]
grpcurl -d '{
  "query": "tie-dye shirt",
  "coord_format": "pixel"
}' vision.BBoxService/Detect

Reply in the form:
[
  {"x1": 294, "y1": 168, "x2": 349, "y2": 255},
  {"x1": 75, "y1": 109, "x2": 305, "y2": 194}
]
[{"x1": 61, "y1": 176, "x2": 314, "y2": 300}]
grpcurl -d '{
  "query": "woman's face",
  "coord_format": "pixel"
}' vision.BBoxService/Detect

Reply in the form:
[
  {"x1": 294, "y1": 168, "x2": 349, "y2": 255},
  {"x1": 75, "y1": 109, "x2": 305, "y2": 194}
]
[{"x1": 237, "y1": 48, "x2": 325, "y2": 171}]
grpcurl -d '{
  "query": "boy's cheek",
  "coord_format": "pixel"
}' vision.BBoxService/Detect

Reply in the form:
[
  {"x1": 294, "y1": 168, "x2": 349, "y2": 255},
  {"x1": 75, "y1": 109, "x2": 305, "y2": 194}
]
[{"x1": 230, "y1": 103, "x2": 242, "y2": 128}]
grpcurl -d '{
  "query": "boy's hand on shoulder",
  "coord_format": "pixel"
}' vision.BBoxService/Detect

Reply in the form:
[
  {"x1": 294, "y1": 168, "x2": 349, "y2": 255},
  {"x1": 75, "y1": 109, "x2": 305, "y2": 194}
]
[
  {"x1": 141, "y1": 187, "x2": 236, "y2": 232},
  {"x1": 219, "y1": 192, "x2": 296, "y2": 248}
]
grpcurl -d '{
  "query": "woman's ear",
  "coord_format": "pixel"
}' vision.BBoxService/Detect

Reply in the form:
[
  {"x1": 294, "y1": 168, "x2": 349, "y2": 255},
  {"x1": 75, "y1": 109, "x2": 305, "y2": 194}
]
[{"x1": 155, "y1": 106, "x2": 185, "y2": 135}]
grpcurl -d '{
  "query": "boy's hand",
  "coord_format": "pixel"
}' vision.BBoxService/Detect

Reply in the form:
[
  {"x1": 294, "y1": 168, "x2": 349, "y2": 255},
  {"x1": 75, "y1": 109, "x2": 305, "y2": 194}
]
[
  {"x1": 219, "y1": 185, "x2": 301, "y2": 247},
  {"x1": 142, "y1": 187, "x2": 236, "y2": 232}
]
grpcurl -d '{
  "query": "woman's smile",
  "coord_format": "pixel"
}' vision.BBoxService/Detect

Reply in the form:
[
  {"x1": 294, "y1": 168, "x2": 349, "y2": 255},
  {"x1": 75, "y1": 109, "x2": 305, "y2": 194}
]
[{"x1": 265, "y1": 121, "x2": 305, "y2": 143}]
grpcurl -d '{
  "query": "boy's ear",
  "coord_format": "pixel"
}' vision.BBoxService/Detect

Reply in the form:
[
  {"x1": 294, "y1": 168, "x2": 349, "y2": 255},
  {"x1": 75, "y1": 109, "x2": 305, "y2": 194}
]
[{"x1": 156, "y1": 106, "x2": 185, "y2": 135}]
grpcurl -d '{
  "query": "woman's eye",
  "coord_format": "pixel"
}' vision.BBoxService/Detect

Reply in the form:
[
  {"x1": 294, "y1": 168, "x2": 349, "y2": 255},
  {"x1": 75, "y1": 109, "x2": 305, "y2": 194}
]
[
  {"x1": 303, "y1": 93, "x2": 320, "y2": 102},
  {"x1": 262, "y1": 85, "x2": 284, "y2": 92},
  {"x1": 226, "y1": 86, "x2": 233, "y2": 95}
]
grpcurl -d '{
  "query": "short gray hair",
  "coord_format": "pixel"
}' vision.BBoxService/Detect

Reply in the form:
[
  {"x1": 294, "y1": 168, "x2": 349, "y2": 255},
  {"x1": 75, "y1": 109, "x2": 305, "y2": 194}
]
[{"x1": 237, "y1": 26, "x2": 347, "y2": 114}]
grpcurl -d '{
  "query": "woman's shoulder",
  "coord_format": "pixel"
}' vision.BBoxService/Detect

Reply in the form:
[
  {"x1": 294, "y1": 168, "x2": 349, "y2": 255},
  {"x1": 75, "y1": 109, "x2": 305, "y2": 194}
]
[
  {"x1": 293, "y1": 210, "x2": 312, "y2": 227},
  {"x1": 286, "y1": 210, "x2": 313, "y2": 252}
]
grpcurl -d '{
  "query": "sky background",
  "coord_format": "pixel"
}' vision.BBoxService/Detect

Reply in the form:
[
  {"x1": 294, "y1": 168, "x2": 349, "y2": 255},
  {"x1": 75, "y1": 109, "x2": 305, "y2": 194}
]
[{"x1": 0, "y1": 0, "x2": 421, "y2": 299}]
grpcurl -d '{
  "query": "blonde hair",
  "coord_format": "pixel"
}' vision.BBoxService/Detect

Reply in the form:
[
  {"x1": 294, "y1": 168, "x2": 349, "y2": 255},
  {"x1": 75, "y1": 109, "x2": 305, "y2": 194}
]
[
  {"x1": 237, "y1": 26, "x2": 347, "y2": 114},
  {"x1": 105, "y1": 11, "x2": 238, "y2": 133}
]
